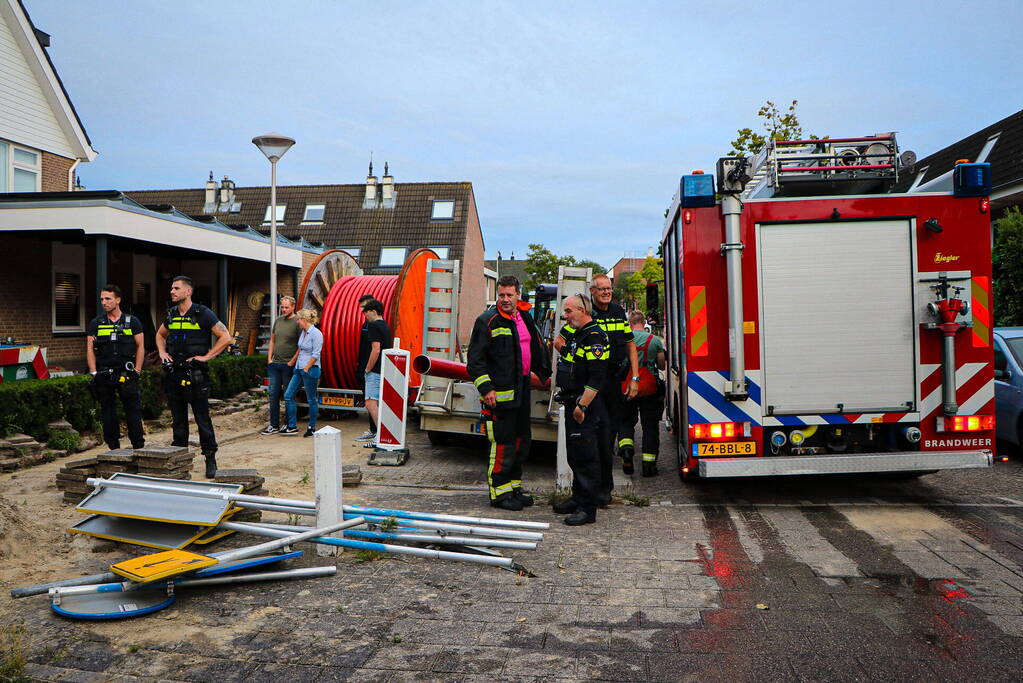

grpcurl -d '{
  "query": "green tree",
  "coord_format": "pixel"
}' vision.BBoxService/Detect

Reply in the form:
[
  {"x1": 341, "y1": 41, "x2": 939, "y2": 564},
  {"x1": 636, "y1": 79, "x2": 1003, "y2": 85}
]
[
  {"x1": 993, "y1": 206, "x2": 1023, "y2": 326},
  {"x1": 522, "y1": 244, "x2": 604, "y2": 289},
  {"x1": 729, "y1": 99, "x2": 807, "y2": 156}
]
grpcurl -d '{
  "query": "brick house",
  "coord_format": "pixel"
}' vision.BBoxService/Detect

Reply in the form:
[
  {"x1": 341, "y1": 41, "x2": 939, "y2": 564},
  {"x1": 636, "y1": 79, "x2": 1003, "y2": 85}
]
[
  {"x1": 126, "y1": 164, "x2": 486, "y2": 343},
  {"x1": 0, "y1": 0, "x2": 95, "y2": 192}
]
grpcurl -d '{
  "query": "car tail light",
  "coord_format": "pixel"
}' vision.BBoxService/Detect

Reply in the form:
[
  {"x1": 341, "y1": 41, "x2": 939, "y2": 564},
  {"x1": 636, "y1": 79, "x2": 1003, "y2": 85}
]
[
  {"x1": 690, "y1": 421, "x2": 750, "y2": 439},
  {"x1": 936, "y1": 415, "x2": 994, "y2": 432}
]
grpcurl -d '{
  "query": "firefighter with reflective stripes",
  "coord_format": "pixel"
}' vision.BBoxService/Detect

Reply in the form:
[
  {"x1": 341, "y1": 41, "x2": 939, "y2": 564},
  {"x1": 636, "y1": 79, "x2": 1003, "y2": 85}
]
[
  {"x1": 86, "y1": 284, "x2": 145, "y2": 451},
  {"x1": 555, "y1": 274, "x2": 639, "y2": 501},
  {"x1": 467, "y1": 275, "x2": 550, "y2": 511},
  {"x1": 552, "y1": 294, "x2": 609, "y2": 525},
  {"x1": 619, "y1": 309, "x2": 666, "y2": 476},
  {"x1": 156, "y1": 275, "x2": 232, "y2": 478}
]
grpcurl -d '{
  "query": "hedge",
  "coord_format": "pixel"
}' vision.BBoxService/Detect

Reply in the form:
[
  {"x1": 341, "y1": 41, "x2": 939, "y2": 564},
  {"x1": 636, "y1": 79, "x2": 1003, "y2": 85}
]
[{"x1": 0, "y1": 354, "x2": 266, "y2": 441}]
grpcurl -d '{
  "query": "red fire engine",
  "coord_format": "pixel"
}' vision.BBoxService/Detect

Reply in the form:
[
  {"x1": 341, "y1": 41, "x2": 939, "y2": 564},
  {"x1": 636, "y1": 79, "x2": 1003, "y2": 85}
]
[{"x1": 660, "y1": 134, "x2": 996, "y2": 479}]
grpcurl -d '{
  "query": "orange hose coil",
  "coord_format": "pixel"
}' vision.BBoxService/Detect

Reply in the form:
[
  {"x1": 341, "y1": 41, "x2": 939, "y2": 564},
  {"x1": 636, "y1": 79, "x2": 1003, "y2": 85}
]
[{"x1": 319, "y1": 249, "x2": 438, "y2": 390}]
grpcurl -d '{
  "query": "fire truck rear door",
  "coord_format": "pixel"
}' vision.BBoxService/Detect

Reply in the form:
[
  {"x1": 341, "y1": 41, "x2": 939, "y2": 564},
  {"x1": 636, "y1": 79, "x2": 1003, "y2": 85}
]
[{"x1": 757, "y1": 219, "x2": 916, "y2": 415}]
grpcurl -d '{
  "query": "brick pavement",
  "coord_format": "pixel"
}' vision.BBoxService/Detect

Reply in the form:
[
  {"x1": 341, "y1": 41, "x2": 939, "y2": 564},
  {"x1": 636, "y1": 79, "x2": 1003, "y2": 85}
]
[{"x1": 9, "y1": 421, "x2": 1023, "y2": 681}]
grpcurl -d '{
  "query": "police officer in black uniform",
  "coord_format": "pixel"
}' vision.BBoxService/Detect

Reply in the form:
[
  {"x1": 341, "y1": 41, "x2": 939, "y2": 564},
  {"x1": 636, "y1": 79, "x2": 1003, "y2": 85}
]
[
  {"x1": 156, "y1": 276, "x2": 232, "y2": 478},
  {"x1": 86, "y1": 284, "x2": 146, "y2": 451},
  {"x1": 552, "y1": 294, "x2": 609, "y2": 526}
]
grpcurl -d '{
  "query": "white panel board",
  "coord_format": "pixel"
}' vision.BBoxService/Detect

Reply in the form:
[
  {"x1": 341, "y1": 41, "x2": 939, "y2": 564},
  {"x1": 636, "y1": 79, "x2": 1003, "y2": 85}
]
[{"x1": 758, "y1": 219, "x2": 916, "y2": 414}]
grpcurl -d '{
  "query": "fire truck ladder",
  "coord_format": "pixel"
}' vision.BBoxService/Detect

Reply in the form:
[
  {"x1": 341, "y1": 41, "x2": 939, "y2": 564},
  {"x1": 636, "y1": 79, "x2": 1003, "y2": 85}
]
[
  {"x1": 743, "y1": 134, "x2": 901, "y2": 200},
  {"x1": 415, "y1": 258, "x2": 460, "y2": 410}
]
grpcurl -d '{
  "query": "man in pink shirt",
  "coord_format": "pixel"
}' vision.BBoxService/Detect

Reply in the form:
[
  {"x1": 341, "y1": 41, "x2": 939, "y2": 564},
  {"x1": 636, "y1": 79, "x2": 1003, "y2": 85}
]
[{"x1": 467, "y1": 276, "x2": 551, "y2": 511}]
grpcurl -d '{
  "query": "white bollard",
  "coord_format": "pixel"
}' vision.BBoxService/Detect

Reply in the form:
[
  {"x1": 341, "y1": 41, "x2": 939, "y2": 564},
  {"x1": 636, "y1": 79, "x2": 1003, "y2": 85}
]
[
  {"x1": 555, "y1": 406, "x2": 572, "y2": 491},
  {"x1": 314, "y1": 425, "x2": 344, "y2": 557},
  {"x1": 369, "y1": 337, "x2": 410, "y2": 465}
]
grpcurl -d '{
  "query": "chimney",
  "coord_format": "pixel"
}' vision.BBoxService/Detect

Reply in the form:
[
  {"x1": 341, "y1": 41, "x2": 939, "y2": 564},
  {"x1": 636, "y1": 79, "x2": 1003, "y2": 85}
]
[
  {"x1": 497, "y1": 250, "x2": 502, "y2": 261},
  {"x1": 218, "y1": 175, "x2": 235, "y2": 209},
  {"x1": 381, "y1": 162, "x2": 394, "y2": 206},
  {"x1": 364, "y1": 159, "x2": 378, "y2": 208},
  {"x1": 203, "y1": 171, "x2": 217, "y2": 211}
]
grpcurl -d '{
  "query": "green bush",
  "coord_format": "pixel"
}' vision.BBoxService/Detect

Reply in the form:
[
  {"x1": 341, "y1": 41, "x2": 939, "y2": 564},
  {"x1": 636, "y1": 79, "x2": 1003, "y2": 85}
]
[
  {"x1": 47, "y1": 429, "x2": 82, "y2": 452},
  {"x1": 0, "y1": 354, "x2": 266, "y2": 440}
]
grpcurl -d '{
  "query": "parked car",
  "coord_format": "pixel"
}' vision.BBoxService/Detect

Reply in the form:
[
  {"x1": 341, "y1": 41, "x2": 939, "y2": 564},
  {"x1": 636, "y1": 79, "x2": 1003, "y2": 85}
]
[{"x1": 994, "y1": 327, "x2": 1023, "y2": 452}]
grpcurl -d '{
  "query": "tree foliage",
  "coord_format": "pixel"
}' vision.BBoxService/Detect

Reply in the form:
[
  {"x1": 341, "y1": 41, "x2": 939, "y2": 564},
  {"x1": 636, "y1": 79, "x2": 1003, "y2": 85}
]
[
  {"x1": 993, "y1": 206, "x2": 1023, "y2": 326},
  {"x1": 614, "y1": 256, "x2": 664, "y2": 311},
  {"x1": 729, "y1": 99, "x2": 808, "y2": 156},
  {"x1": 522, "y1": 244, "x2": 604, "y2": 290}
]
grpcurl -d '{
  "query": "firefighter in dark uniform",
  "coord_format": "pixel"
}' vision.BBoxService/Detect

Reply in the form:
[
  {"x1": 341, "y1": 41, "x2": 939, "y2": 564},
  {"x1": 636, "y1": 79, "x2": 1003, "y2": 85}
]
[
  {"x1": 86, "y1": 284, "x2": 146, "y2": 451},
  {"x1": 552, "y1": 294, "x2": 609, "y2": 525},
  {"x1": 155, "y1": 276, "x2": 232, "y2": 478},
  {"x1": 467, "y1": 275, "x2": 551, "y2": 511},
  {"x1": 555, "y1": 274, "x2": 639, "y2": 502}
]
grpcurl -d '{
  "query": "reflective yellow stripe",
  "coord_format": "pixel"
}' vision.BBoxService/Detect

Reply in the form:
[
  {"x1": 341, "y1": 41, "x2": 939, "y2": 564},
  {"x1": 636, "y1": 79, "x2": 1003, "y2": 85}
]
[
  {"x1": 493, "y1": 482, "x2": 514, "y2": 495},
  {"x1": 96, "y1": 326, "x2": 134, "y2": 337},
  {"x1": 168, "y1": 321, "x2": 201, "y2": 330},
  {"x1": 559, "y1": 325, "x2": 575, "y2": 339},
  {"x1": 583, "y1": 348, "x2": 608, "y2": 360},
  {"x1": 495, "y1": 389, "x2": 515, "y2": 402},
  {"x1": 618, "y1": 438, "x2": 634, "y2": 447},
  {"x1": 473, "y1": 374, "x2": 491, "y2": 388},
  {"x1": 490, "y1": 327, "x2": 512, "y2": 337},
  {"x1": 642, "y1": 453, "x2": 657, "y2": 462},
  {"x1": 485, "y1": 419, "x2": 498, "y2": 499}
]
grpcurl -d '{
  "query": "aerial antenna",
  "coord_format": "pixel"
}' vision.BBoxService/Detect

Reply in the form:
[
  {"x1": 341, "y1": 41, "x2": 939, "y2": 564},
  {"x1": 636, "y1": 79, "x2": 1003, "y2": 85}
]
[{"x1": 368, "y1": 152, "x2": 373, "y2": 177}]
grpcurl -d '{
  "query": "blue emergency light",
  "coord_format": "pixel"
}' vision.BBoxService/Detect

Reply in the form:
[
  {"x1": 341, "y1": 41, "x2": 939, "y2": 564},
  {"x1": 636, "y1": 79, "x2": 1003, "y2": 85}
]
[
  {"x1": 680, "y1": 173, "x2": 716, "y2": 208},
  {"x1": 952, "y1": 162, "x2": 991, "y2": 197}
]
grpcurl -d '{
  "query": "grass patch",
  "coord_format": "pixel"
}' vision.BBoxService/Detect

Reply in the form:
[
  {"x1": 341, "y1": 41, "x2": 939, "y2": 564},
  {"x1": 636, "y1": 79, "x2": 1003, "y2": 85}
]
[
  {"x1": 546, "y1": 489, "x2": 572, "y2": 505},
  {"x1": 298, "y1": 469, "x2": 310, "y2": 485},
  {"x1": 353, "y1": 550, "x2": 384, "y2": 563},
  {"x1": 618, "y1": 492, "x2": 650, "y2": 507},
  {"x1": 1, "y1": 623, "x2": 29, "y2": 682},
  {"x1": 47, "y1": 429, "x2": 81, "y2": 453}
]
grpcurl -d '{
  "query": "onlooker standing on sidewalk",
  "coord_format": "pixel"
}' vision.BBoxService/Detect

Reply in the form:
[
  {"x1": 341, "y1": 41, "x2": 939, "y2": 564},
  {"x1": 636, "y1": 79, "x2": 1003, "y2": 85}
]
[
  {"x1": 356, "y1": 299, "x2": 391, "y2": 441},
  {"x1": 618, "y1": 310, "x2": 666, "y2": 477},
  {"x1": 261, "y1": 295, "x2": 299, "y2": 435},
  {"x1": 282, "y1": 309, "x2": 323, "y2": 437},
  {"x1": 355, "y1": 293, "x2": 377, "y2": 441}
]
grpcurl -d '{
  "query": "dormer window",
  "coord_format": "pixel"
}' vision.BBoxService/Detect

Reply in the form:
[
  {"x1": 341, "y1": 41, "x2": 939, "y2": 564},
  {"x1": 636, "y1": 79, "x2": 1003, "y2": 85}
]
[
  {"x1": 303, "y1": 203, "x2": 325, "y2": 221},
  {"x1": 263, "y1": 204, "x2": 286, "y2": 222},
  {"x1": 379, "y1": 247, "x2": 407, "y2": 266},
  {"x1": 431, "y1": 200, "x2": 455, "y2": 220}
]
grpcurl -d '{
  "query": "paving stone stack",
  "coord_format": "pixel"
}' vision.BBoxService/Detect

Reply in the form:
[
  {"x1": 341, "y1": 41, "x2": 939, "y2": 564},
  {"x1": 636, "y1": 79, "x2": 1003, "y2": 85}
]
[
  {"x1": 55, "y1": 457, "x2": 98, "y2": 504},
  {"x1": 0, "y1": 433, "x2": 46, "y2": 472},
  {"x1": 94, "y1": 449, "x2": 138, "y2": 479},
  {"x1": 214, "y1": 469, "x2": 265, "y2": 523},
  {"x1": 134, "y1": 445, "x2": 194, "y2": 479}
]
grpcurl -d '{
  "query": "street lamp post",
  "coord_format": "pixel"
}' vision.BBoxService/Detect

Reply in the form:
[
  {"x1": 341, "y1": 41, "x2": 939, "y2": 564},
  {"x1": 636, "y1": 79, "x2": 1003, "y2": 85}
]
[{"x1": 251, "y1": 133, "x2": 296, "y2": 331}]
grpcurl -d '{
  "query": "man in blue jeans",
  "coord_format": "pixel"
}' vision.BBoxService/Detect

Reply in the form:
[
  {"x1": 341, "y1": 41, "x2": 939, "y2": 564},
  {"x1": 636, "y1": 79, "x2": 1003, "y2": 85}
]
[{"x1": 261, "y1": 295, "x2": 299, "y2": 435}]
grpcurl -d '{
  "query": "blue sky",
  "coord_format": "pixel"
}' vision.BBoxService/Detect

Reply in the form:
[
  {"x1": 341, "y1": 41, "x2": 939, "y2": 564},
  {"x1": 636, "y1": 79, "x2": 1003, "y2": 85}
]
[{"x1": 29, "y1": 0, "x2": 1023, "y2": 268}]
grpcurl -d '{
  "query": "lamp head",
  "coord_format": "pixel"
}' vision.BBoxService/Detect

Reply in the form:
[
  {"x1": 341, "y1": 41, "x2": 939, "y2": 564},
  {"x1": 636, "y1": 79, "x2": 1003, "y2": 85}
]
[{"x1": 252, "y1": 133, "x2": 295, "y2": 162}]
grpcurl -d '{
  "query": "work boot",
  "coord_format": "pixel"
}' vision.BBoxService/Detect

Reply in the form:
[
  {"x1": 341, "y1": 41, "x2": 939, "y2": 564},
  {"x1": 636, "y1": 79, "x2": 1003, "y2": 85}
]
[
  {"x1": 514, "y1": 490, "x2": 534, "y2": 507},
  {"x1": 564, "y1": 510, "x2": 596, "y2": 526},
  {"x1": 620, "y1": 447, "x2": 635, "y2": 475},
  {"x1": 597, "y1": 492, "x2": 613, "y2": 508},
  {"x1": 642, "y1": 461, "x2": 658, "y2": 477},
  {"x1": 204, "y1": 453, "x2": 218, "y2": 479},
  {"x1": 552, "y1": 499, "x2": 578, "y2": 514},
  {"x1": 491, "y1": 496, "x2": 523, "y2": 511}
]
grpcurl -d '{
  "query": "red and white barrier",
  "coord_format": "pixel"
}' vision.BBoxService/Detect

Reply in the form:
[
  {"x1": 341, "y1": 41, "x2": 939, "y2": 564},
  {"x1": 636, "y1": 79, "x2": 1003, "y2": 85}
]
[
  {"x1": 374, "y1": 339, "x2": 410, "y2": 457},
  {"x1": 0, "y1": 345, "x2": 49, "y2": 382}
]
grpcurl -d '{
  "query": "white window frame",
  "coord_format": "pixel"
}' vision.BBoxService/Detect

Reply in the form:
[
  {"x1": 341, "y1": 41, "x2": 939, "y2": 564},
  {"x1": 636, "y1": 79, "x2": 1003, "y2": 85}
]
[
  {"x1": 263, "y1": 204, "x2": 287, "y2": 222},
  {"x1": 0, "y1": 140, "x2": 41, "y2": 192},
  {"x1": 431, "y1": 200, "x2": 455, "y2": 220},
  {"x1": 378, "y1": 247, "x2": 407, "y2": 266},
  {"x1": 303, "y1": 203, "x2": 326, "y2": 222},
  {"x1": 428, "y1": 246, "x2": 450, "y2": 259},
  {"x1": 338, "y1": 246, "x2": 361, "y2": 258},
  {"x1": 52, "y1": 242, "x2": 85, "y2": 333}
]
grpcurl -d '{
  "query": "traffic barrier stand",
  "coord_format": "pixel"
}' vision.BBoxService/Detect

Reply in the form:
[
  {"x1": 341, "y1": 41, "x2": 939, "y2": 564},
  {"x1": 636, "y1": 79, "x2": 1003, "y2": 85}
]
[{"x1": 368, "y1": 338, "x2": 410, "y2": 466}]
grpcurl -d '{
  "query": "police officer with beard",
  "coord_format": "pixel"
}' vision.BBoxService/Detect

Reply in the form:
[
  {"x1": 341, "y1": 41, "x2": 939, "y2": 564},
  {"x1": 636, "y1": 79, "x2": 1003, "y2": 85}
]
[
  {"x1": 86, "y1": 284, "x2": 146, "y2": 451},
  {"x1": 155, "y1": 276, "x2": 231, "y2": 478}
]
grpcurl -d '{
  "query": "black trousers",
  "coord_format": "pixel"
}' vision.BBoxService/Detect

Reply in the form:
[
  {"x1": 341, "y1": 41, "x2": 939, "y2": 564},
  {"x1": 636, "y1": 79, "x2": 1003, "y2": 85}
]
[
  {"x1": 95, "y1": 372, "x2": 145, "y2": 450},
  {"x1": 567, "y1": 397, "x2": 604, "y2": 516},
  {"x1": 597, "y1": 376, "x2": 624, "y2": 492},
  {"x1": 483, "y1": 379, "x2": 531, "y2": 501},
  {"x1": 166, "y1": 368, "x2": 217, "y2": 456},
  {"x1": 619, "y1": 394, "x2": 663, "y2": 463}
]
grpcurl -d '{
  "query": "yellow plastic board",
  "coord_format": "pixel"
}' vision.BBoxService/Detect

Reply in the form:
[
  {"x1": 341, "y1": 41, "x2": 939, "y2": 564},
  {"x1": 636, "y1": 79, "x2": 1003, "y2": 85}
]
[
  {"x1": 110, "y1": 549, "x2": 217, "y2": 583},
  {"x1": 191, "y1": 527, "x2": 235, "y2": 545}
]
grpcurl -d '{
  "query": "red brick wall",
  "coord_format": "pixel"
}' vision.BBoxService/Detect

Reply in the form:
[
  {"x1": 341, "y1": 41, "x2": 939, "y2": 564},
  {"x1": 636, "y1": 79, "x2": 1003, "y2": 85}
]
[
  {"x1": 40, "y1": 152, "x2": 75, "y2": 192},
  {"x1": 0, "y1": 235, "x2": 86, "y2": 368},
  {"x1": 229, "y1": 264, "x2": 296, "y2": 351}
]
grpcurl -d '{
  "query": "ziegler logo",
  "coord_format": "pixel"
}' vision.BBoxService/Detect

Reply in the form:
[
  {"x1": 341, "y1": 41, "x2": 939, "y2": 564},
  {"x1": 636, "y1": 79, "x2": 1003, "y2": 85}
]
[{"x1": 934, "y1": 252, "x2": 960, "y2": 264}]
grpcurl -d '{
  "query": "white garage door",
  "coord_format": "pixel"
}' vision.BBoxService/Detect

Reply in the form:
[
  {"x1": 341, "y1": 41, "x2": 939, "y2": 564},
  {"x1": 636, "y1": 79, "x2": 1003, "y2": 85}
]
[{"x1": 758, "y1": 219, "x2": 917, "y2": 415}]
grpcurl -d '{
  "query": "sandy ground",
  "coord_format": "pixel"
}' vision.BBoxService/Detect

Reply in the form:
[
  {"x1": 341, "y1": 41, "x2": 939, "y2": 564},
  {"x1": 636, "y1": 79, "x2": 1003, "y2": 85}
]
[{"x1": 0, "y1": 406, "x2": 377, "y2": 627}]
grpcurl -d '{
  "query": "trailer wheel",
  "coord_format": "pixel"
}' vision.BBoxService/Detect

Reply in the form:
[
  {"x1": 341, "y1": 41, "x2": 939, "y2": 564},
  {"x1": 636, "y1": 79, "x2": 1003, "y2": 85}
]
[{"x1": 427, "y1": 430, "x2": 450, "y2": 446}]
